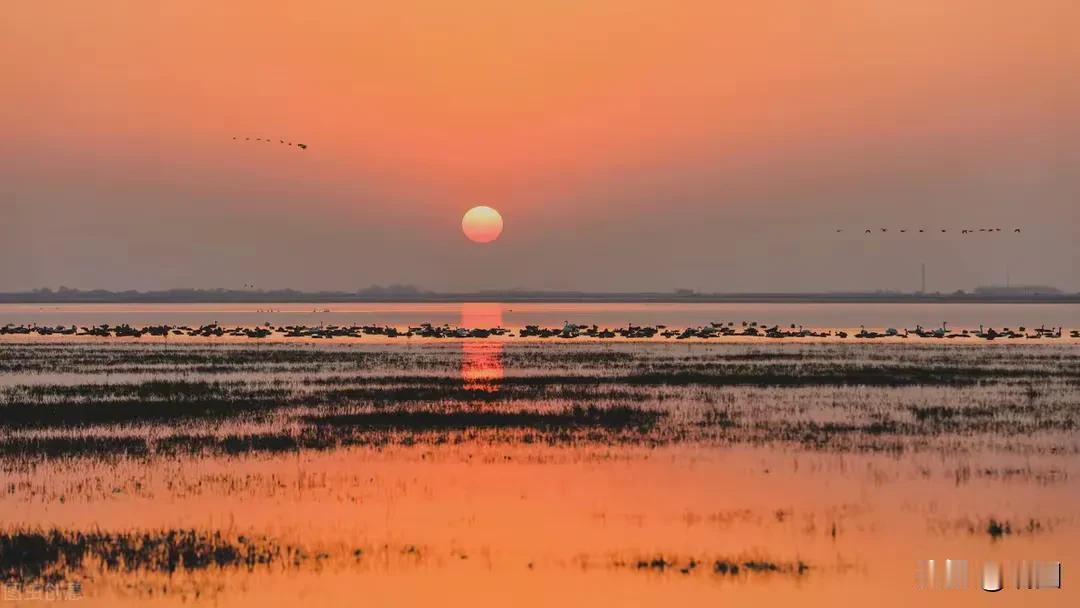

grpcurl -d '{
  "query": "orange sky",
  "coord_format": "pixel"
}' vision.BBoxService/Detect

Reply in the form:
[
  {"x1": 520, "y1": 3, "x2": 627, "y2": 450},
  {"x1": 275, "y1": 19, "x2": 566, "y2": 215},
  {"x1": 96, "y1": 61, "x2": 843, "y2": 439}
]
[{"x1": 3, "y1": 1, "x2": 1078, "y2": 292}]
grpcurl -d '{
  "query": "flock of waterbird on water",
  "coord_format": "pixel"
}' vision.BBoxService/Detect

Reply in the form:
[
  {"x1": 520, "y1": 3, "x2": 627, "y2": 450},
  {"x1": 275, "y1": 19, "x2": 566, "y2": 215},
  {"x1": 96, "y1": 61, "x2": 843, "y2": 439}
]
[
  {"x1": 1, "y1": 321, "x2": 1072, "y2": 341},
  {"x1": 3, "y1": 136, "x2": 1049, "y2": 340},
  {"x1": 9, "y1": 134, "x2": 1048, "y2": 341}
]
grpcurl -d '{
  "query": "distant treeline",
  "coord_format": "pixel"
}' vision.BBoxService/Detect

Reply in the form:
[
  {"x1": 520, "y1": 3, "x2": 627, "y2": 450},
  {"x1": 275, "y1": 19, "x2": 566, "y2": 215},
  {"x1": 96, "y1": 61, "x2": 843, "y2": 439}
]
[{"x1": 1, "y1": 286, "x2": 1077, "y2": 304}]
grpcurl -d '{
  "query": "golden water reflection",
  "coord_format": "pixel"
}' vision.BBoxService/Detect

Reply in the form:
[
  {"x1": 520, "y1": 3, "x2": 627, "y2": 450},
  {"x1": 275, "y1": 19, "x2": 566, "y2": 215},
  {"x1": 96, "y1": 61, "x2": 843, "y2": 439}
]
[{"x1": 461, "y1": 303, "x2": 504, "y2": 390}]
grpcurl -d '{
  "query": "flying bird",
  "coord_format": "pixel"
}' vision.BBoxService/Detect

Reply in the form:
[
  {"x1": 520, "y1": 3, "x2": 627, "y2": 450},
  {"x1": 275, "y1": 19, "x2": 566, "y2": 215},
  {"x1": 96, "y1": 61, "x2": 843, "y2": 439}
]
[
  {"x1": 234, "y1": 137, "x2": 308, "y2": 151},
  {"x1": 842, "y1": 227, "x2": 1022, "y2": 236}
]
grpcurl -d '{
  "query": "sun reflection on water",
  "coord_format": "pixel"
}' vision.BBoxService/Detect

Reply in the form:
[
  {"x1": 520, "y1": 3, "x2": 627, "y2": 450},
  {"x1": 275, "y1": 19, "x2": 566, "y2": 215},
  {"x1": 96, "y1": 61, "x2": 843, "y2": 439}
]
[{"x1": 460, "y1": 303, "x2": 504, "y2": 391}]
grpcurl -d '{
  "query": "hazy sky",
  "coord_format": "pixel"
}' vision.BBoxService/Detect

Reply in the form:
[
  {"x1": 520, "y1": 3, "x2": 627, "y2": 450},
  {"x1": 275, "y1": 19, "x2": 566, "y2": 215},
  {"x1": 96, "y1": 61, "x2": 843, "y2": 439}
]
[{"x1": 3, "y1": 1, "x2": 1078, "y2": 293}]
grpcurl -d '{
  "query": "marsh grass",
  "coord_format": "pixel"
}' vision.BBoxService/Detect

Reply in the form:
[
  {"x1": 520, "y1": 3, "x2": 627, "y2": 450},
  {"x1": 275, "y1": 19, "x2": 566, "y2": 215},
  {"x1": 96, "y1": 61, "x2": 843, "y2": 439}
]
[
  {"x1": 1, "y1": 341, "x2": 1078, "y2": 457},
  {"x1": 303, "y1": 405, "x2": 664, "y2": 431},
  {"x1": 610, "y1": 554, "x2": 810, "y2": 577},
  {"x1": 0, "y1": 529, "x2": 312, "y2": 582},
  {"x1": 0, "y1": 527, "x2": 814, "y2": 586}
]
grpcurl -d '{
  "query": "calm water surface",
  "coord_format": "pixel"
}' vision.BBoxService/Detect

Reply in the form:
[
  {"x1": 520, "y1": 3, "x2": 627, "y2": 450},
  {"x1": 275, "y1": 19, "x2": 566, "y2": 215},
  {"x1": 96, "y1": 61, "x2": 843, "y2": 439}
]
[
  {"x1": 0, "y1": 325, "x2": 1076, "y2": 607},
  {"x1": 2, "y1": 302, "x2": 1079, "y2": 330}
]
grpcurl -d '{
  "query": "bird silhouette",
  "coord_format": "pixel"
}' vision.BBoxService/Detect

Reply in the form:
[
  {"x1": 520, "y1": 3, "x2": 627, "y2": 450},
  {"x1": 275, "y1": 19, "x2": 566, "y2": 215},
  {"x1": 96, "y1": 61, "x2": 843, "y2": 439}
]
[
  {"x1": 234, "y1": 137, "x2": 308, "y2": 151},
  {"x1": 841, "y1": 227, "x2": 1021, "y2": 236}
]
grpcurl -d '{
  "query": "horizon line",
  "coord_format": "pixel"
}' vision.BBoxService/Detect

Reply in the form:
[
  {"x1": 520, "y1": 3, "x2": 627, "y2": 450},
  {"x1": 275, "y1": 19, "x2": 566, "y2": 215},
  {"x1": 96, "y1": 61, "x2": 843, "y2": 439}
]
[{"x1": 0, "y1": 286, "x2": 1075, "y2": 305}]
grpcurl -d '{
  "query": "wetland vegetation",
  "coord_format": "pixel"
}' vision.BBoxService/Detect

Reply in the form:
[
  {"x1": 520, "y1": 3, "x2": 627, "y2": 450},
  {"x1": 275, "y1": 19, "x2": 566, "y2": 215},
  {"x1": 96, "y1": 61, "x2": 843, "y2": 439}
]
[{"x1": 0, "y1": 339, "x2": 1077, "y2": 602}]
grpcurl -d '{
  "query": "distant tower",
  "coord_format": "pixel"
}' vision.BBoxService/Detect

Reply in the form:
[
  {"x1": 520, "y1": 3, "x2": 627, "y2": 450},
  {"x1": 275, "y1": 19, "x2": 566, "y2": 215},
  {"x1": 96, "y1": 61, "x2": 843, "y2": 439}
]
[{"x1": 921, "y1": 263, "x2": 926, "y2": 294}]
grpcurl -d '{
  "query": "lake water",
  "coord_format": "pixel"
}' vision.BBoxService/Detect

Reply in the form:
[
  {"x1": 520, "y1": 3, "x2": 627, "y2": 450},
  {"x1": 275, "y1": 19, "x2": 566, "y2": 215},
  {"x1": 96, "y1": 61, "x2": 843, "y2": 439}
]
[
  {"x1": 2, "y1": 302, "x2": 1078, "y2": 330},
  {"x1": 0, "y1": 319, "x2": 1077, "y2": 606}
]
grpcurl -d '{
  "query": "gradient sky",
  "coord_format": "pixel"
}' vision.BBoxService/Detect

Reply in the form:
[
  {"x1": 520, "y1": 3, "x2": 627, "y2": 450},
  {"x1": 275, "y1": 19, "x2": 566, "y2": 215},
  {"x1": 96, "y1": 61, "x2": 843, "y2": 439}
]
[{"x1": 3, "y1": 1, "x2": 1078, "y2": 293}]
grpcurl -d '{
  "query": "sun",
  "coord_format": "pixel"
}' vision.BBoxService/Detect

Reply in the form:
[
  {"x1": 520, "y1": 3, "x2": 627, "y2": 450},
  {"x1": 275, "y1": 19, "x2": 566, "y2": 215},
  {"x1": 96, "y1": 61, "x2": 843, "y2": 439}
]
[{"x1": 461, "y1": 206, "x2": 503, "y2": 243}]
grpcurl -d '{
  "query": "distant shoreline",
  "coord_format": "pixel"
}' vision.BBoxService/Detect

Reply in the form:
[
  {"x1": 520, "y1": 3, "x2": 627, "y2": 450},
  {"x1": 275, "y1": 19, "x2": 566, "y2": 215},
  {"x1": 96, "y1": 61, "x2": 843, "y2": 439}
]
[{"x1": 2, "y1": 290, "x2": 1077, "y2": 305}]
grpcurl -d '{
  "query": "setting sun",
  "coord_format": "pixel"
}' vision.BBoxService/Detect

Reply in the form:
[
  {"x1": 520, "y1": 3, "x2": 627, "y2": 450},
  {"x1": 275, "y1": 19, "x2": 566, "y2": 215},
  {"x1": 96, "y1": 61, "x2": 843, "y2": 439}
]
[{"x1": 461, "y1": 206, "x2": 503, "y2": 243}]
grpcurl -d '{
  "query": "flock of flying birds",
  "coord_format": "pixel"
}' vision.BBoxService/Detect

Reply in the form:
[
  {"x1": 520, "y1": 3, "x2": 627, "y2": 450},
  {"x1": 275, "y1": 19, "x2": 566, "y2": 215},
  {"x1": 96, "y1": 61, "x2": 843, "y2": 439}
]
[
  {"x1": 840, "y1": 227, "x2": 1022, "y2": 235},
  {"x1": 233, "y1": 136, "x2": 307, "y2": 150},
  {"x1": 226, "y1": 139, "x2": 1025, "y2": 240}
]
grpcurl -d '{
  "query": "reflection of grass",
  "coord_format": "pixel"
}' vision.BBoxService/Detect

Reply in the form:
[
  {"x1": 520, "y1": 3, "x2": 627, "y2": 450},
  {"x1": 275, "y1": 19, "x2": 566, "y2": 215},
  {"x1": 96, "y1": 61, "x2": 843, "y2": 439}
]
[
  {"x1": 927, "y1": 516, "x2": 1053, "y2": 540},
  {"x1": 1, "y1": 528, "x2": 813, "y2": 585},
  {"x1": 304, "y1": 405, "x2": 663, "y2": 431},
  {"x1": 1, "y1": 341, "x2": 1078, "y2": 456},
  {"x1": 981, "y1": 517, "x2": 1047, "y2": 541},
  {"x1": 1, "y1": 414, "x2": 665, "y2": 458},
  {"x1": 987, "y1": 519, "x2": 1011, "y2": 539},
  {"x1": 0, "y1": 437, "x2": 148, "y2": 459},
  {"x1": 0, "y1": 529, "x2": 294, "y2": 582},
  {"x1": 6, "y1": 340, "x2": 1080, "y2": 381},
  {"x1": 0, "y1": 398, "x2": 285, "y2": 429},
  {"x1": 613, "y1": 554, "x2": 810, "y2": 577},
  {"x1": 295, "y1": 365, "x2": 1068, "y2": 388},
  {"x1": 156, "y1": 434, "x2": 301, "y2": 455}
]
